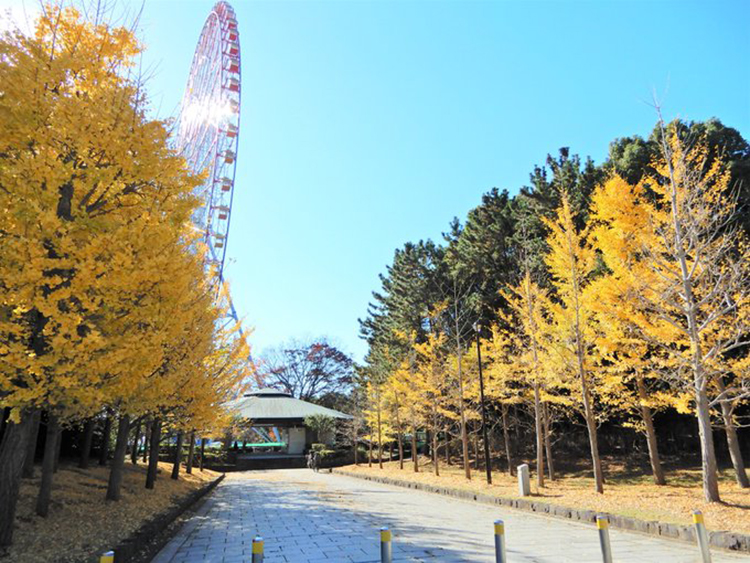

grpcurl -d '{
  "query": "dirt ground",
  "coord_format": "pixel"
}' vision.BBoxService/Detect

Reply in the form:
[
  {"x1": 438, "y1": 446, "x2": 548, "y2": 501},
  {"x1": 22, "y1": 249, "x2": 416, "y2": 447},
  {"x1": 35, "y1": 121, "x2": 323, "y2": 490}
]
[
  {"x1": 342, "y1": 457, "x2": 750, "y2": 535},
  {"x1": 2, "y1": 460, "x2": 220, "y2": 563}
]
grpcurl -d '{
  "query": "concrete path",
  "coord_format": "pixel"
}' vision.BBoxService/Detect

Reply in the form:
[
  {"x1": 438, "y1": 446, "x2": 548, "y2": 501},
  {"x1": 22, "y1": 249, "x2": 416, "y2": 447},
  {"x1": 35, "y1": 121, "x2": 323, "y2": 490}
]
[{"x1": 151, "y1": 469, "x2": 750, "y2": 563}]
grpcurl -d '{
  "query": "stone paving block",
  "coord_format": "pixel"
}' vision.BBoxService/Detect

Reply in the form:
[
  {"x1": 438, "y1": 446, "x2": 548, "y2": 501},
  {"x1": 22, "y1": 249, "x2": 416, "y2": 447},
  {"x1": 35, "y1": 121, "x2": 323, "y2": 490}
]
[{"x1": 151, "y1": 469, "x2": 749, "y2": 563}]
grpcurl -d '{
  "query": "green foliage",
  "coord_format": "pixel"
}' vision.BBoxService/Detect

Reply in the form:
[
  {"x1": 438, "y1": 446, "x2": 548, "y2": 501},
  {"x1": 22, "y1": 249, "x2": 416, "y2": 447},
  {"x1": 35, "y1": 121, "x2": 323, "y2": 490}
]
[
  {"x1": 360, "y1": 120, "x2": 750, "y2": 385},
  {"x1": 444, "y1": 188, "x2": 516, "y2": 328},
  {"x1": 355, "y1": 117, "x2": 750, "y2": 498},
  {"x1": 304, "y1": 414, "x2": 336, "y2": 436},
  {"x1": 310, "y1": 442, "x2": 335, "y2": 458}
]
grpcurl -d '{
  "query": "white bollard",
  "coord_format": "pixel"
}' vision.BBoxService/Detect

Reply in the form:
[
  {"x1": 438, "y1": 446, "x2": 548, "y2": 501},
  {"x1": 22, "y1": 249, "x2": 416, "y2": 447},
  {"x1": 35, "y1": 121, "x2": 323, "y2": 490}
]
[
  {"x1": 494, "y1": 519, "x2": 507, "y2": 563},
  {"x1": 252, "y1": 535, "x2": 264, "y2": 563},
  {"x1": 380, "y1": 526, "x2": 393, "y2": 563},
  {"x1": 517, "y1": 464, "x2": 530, "y2": 496},
  {"x1": 693, "y1": 511, "x2": 712, "y2": 563},
  {"x1": 597, "y1": 515, "x2": 613, "y2": 563}
]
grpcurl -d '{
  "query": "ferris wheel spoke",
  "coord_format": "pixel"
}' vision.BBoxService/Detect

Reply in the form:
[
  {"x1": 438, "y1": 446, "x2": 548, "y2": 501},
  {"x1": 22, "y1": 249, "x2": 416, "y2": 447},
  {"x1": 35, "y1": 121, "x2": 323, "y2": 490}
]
[{"x1": 178, "y1": 1, "x2": 241, "y2": 294}]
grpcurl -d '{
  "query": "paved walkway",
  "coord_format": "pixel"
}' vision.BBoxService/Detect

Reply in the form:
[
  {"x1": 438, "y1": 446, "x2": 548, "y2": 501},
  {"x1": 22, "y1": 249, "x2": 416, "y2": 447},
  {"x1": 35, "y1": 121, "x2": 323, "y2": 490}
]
[{"x1": 152, "y1": 469, "x2": 750, "y2": 563}]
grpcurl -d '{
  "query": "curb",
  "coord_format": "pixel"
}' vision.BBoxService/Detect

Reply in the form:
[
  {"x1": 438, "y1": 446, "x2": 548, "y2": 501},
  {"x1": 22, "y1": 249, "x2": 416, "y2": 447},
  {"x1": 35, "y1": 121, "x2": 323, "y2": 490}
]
[
  {"x1": 95, "y1": 473, "x2": 225, "y2": 563},
  {"x1": 332, "y1": 469, "x2": 750, "y2": 554}
]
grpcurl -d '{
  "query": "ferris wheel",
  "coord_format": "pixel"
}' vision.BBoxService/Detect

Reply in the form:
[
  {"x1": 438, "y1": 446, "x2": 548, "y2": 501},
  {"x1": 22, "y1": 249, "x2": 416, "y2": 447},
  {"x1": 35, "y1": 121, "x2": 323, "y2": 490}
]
[{"x1": 177, "y1": 1, "x2": 241, "y2": 297}]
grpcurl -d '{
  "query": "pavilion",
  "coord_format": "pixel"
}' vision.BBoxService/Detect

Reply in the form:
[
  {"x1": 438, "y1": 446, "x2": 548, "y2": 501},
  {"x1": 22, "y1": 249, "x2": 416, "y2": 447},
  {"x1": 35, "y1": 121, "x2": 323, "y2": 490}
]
[{"x1": 226, "y1": 389, "x2": 351, "y2": 458}]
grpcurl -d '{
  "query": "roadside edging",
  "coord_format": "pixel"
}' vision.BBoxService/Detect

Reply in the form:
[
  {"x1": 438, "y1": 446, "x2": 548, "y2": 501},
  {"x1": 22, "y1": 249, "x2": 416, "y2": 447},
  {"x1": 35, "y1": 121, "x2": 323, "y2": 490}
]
[
  {"x1": 332, "y1": 468, "x2": 750, "y2": 554},
  {"x1": 93, "y1": 473, "x2": 225, "y2": 563}
]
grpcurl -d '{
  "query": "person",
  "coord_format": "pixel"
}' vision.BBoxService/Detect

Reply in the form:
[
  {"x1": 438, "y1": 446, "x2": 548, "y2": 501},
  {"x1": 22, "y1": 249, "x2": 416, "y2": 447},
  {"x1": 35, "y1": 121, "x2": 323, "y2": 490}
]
[
  {"x1": 306, "y1": 451, "x2": 314, "y2": 470},
  {"x1": 311, "y1": 450, "x2": 320, "y2": 472}
]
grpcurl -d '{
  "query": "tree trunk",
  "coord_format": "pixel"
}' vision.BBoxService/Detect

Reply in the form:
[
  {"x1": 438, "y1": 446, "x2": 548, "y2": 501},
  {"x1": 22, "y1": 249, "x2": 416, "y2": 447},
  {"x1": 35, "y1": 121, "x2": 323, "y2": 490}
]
[
  {"x1": 695, "y1": 388, "x2": 721, "y2": 501},
  {"x1": 186, "y1": 430, "x2": 196, "y2": 475},
  {"x1": 412, "y1": 422, "x2": 419, "y2": 473},
  {"x1": 717, "y1": 379, "x2": 749, "y2": 488},
  {"x1": 171, "y1": 431, "x2": 184, "y2": 480},
  {"x1": 659, "y1": 123, "x2": 720, "y2": 503},
  {"x1": 533, "y1": 383, "x2": 545, "y2": 488},
  {"x1": 457, "y1": 351, "x2": 471, "y2": 480},
  {"x1": 543, "y1": 403, "x2": 555, "y2": 480},
  {"x1": 353, "y1": 434, "x2": 359, "y2": 466},
  {"x1": 36, "y1": 414, "x2": 60, "y2": 517},
  {"x1": 53, "y1": 426, "x2": 62, "y2": 473},
  {"x1": 146, "y1": 419, "x2": 161, "y2": 489},
  {"x1": 79, "y1": 418, "x2": 94, "y2": 469},
  {"x1": 222, "y1": 430, "x2": 233, "y2": 451},
  {"x1": 473, "y1": 429, "x2": 480, "y2": 469},
  {"x1": 377, "y1": 404, "x2": 383, "y2": 470},
  {"x1": 23, "y1": 410, "x2": 41, "y2": 479},
  {"x1": 0, "y1": 408, "x2": 9, "y2": 445},
  {"x1": 199, "y1": 438, "x2": 207, "y2": 471},
  {"x1": 445, "y1": 431, "x2": 451, "y2": 466},
  {"x1": 368, "y1": 438, "x2": 372, "y2": 467},
  {"x1": 131, "y1": 419, "x2": 141, "y2": 465},
  {"x1": 98, "y1": 414, "x2": 112, "y2": 466},
  {"x1": 636, "y1": 375, "x2": 666, "y2": 486},
  {"x1": 397, "y1": 432, "x2": 404, "y2": 470},
  {"x1": 106, "y1": 414, "x2": 130, "y2": 501},
  {"x1": 502, "y1": 404, "x2": 513, "y2": 476},
  {"x1": 142, "y1": 420, "x2": 150, "y2": 463},
  {"x1": 581, "y1": 378, "x2": 604, "y2": 494},
  {"x1": 432, "y1": 418, "x2": 439, "y2": 476},
  {"x1": 0, "y1": 411, "x2": 35, "y2": 547}
]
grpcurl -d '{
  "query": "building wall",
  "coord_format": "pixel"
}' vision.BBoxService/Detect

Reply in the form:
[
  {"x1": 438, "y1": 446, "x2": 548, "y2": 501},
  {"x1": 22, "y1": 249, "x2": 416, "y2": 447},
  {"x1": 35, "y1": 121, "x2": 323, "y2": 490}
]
[{"x1": 288, "y1": 426, "x2": 306, "y2": 454}]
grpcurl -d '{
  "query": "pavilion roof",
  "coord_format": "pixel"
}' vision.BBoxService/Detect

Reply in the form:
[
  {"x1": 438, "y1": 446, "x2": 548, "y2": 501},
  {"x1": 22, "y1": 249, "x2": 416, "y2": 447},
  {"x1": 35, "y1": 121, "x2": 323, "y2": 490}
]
[{"x1": 226, "y1": 389, "x2": 352, "y2": 422}]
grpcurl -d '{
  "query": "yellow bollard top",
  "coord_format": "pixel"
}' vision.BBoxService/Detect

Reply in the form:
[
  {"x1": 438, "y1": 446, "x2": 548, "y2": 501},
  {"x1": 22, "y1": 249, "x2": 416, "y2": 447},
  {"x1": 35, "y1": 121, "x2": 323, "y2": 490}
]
[
  {"x1": 252, "y1": 537, "x2": 264, "y2": 554},
  {"x1": 494, "y1": 521, "x2": 505, "y2": 536},
  {"x1": 380, "y1": 527, "x2": 392, "y2": 542},
  {"x1": 596, "y1": 516, "x2": 609, "y2": 530},
  {"x1": 100, "y1": 551, "x2": 115, "y2": 563},
  {"x1": 692, "y1": 511, "x2": 705, "y2": 525}
]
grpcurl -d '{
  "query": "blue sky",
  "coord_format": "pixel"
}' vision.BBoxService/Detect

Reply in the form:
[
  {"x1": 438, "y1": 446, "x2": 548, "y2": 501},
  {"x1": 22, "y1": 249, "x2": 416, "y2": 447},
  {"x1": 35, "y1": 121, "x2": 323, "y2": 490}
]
[{"x1": 3, "y1": 0, "x2": 749, "y2": 361}]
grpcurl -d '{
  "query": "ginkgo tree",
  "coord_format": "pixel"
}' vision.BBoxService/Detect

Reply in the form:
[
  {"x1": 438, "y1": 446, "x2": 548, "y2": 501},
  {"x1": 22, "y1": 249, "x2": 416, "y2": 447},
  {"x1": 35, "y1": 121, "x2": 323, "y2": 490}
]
[
  {"x1": 543, "y1": 193, "x2": 606, "y2": 494},
  {"x1": 496, "y1": 270, "x2": 554, "y2": 487},
  {"x1": 363, "y1": 381, "x2": 388, "y2": 468},
  {"x1": 382, "y1": 366, "x2": 408, "y2": 469},
  {"x1": 414, "y1": 324, "x2": 450, "y2": 476},
  {"x1": 588, "y1": 175, "x2": 671, "y2": 486},
  {"x1": 0, "y1": 3, "x2": 250, "y2": 546},
  {"x1": 591, "y1": 119, "x2": 750, "y2": 502}
]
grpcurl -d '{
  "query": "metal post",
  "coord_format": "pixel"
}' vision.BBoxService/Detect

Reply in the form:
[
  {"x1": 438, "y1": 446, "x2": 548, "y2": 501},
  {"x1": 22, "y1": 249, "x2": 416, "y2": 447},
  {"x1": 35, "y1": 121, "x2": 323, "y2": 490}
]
[
  {"x1": 380, "y1": 526, "x2": 393, "y2": 563},
  {"x1": 100, "y1": 551, "x2": 114, "y2": 563},
  {"x1": 693, "y1": 510, "x2": 712, "y2": 563},
  {"x1": 473, "y1": 322, "x2": 492, "y2": 484},
  {"x1": 597, "y1": 515, "x2": 613, "y2": 563},
  {"x1": 494, "y1": 519, "x2": 506, "y2": 563},
  {"x1": 252, "y1": 535, "x2": 264, "y2": 563}
]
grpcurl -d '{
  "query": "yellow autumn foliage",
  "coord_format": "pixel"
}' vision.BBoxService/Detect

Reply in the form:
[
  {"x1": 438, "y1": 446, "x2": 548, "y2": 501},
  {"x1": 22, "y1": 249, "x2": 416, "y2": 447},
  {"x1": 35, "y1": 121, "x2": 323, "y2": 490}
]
[{"x1": 0, "y1": 5, "x2": 249, "y2": 431}]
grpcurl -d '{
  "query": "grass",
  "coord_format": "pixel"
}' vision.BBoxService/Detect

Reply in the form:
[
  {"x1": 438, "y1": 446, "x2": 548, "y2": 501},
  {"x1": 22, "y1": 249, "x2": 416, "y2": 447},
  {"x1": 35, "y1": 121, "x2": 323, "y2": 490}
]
[
  {"x1": 342, "y1": 456, "x2": 750, "y2": 535},
  {"x1": 3, "y1": 460, "x2": 220, "y2": 563}
]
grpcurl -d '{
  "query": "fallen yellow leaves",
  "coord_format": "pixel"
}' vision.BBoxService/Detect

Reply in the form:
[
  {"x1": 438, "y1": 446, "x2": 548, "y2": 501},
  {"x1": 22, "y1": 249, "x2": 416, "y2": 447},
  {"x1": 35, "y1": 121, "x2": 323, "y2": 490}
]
[
  {"x1": 343, "y1": 458, "x2": 750, "y2": 536},
  {"x1": 4, "y1": 461, "x2": 220, "y2": 563}
]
